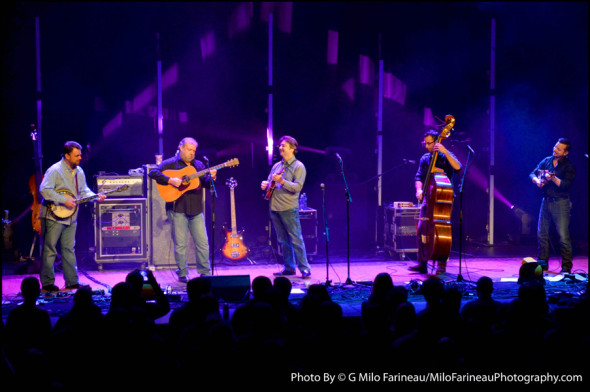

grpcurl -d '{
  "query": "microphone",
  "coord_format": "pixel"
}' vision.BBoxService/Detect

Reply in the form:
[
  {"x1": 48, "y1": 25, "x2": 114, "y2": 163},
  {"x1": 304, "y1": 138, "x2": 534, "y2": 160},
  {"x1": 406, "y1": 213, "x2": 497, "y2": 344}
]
[
  {"x1": 202, "y1": 156, "x2": 209, "y2": 164},
  {"x1": 467, "y1": 145, "x2": 475, "y2": 154},
  {"x1": 403, "y1": 158, "x2": 417, "y2": 165},
  {"x1": 320, "y1": 183, "x2": 325, "y2": 191},
  {"x1": 335, "y1": 153, "x2": 342, "y2": 162}
]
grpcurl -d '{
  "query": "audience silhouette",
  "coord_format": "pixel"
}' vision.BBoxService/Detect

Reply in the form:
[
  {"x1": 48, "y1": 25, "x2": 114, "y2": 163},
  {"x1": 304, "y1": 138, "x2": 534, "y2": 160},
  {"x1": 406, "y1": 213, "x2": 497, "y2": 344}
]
[{"x1": 2, "y1": 271, "x2": 588, "y2": 387}]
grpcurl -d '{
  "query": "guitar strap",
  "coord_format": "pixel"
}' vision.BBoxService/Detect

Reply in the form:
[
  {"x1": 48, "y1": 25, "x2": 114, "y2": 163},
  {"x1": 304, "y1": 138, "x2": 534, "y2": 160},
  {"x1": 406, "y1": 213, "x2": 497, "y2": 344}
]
[{"x1": 75, "y1": 170, "x2": 80, "y2": 197}]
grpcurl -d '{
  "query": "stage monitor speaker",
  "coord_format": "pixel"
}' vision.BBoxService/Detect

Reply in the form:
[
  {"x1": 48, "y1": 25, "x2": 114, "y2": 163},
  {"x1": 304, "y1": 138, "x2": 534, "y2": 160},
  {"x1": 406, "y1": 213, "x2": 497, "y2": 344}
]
[
  {"x1": 94, "y1": 198, "x2": 149, "y2": 268},
  {"x1": 518, "y1": 257, "x2": 545, "y2": 284},
  {"x1": 145, "y1": 164, "x2": 199, "y2": 269},
  {"x1": 201, "y1": 275, "x2": 251, "y2": 303}
]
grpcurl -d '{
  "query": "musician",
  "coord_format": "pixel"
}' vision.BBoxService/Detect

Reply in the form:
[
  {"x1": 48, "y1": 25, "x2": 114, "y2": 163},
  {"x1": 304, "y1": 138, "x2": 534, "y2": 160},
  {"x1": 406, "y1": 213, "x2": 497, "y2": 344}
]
[
  {"x1": 529, "y1": 138, "x2": 575, "y2": 274},
  {"x1": 261, "y1": 135, "x2": 311, "y2": 279},
  {"x1": 148, "y1": 137, "x2": 216, "y2": 282},
  {"x1": 409, "y1": 130, "x2": 461, "y2": 275},
  {"x1": 39, "y1": 141, "x2": 106, "y2": 292}
]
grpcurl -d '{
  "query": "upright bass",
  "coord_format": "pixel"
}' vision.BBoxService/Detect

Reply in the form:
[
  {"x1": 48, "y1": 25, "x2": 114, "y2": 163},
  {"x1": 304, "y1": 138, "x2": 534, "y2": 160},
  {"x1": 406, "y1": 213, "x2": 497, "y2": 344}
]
[{"x1": 418, "y1": 115, "x2": 455, "y2": 264}]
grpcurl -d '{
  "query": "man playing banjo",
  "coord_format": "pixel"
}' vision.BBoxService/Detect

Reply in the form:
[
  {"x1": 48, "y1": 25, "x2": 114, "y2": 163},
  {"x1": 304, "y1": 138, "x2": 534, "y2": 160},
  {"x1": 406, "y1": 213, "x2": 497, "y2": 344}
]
[{"x1": 39, "y1": 141, "x2": 106, "y2": 292}]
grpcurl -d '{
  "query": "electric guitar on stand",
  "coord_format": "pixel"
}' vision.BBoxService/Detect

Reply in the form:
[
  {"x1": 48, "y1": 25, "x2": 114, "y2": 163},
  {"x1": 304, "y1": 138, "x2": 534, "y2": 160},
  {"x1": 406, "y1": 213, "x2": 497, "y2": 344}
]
[{"x1": 221, "y1": 177, "x2": 249, "y2": 261}]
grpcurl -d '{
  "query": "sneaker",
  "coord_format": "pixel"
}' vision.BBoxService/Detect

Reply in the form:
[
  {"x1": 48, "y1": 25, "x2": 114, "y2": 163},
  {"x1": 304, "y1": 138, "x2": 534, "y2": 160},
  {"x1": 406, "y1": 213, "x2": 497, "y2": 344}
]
[
  {"x1": 301, "y1": 270, "x2": 311, "y2": 279},
  {"x1": 42, "y1": 284, "x2": 60, "y2": 293},
  {"x1": 560, "y1": 268, "x2": 572, "y2": 275},
  {"x1": 273, "y1": 269, "x2": 296, "y2": 277}
]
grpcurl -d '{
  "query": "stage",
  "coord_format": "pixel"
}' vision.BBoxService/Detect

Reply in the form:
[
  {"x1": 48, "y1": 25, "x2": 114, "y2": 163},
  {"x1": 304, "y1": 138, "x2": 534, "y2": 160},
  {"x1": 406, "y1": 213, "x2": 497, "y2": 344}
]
[{"x1": 3, "y1": 243, "x2": 588, "y2": 325}]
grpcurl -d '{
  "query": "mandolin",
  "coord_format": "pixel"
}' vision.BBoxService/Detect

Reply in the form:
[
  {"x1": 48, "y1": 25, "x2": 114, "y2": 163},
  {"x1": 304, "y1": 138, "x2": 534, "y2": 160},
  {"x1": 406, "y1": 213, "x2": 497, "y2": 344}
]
[
  {"x1": 47, "y1": 185, "x2": 128, "y2": 219},
  {"x1": 263, "y1": 166, "x2": 286, "y2": 200},
  {"x1": 221, "y1": 177, "x2": 249, "y2": 261},
  {"x1": 156, "y1": 158, "x2": 239, "y2": 202}
]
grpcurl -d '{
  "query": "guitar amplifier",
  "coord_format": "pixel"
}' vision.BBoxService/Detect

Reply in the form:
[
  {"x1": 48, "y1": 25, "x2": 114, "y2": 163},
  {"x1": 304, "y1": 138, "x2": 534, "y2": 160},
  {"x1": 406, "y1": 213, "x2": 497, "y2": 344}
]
[
  {"x1": 276, "y1": 208, "x2": 318, "y2": 257},
  {"x1": 96, "y1": 175, "x2": 144, "y2": 197},
  {"x1": 384, "y1": 203, "x2": 420, "y2": 255}
]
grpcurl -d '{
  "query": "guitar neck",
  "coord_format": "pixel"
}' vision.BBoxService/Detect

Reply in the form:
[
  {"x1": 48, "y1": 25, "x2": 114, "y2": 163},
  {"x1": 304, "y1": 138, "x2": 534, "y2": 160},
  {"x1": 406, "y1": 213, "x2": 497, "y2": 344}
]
[
  {"x1": 230, "y1": 188, "x2": 237, "y2": 233},
  {"x1": 189, "y1": 162, "x2": 228, "y2": 181},
  {"x1": 75, "y1": 187, "x2": 122, "y2": 205}
]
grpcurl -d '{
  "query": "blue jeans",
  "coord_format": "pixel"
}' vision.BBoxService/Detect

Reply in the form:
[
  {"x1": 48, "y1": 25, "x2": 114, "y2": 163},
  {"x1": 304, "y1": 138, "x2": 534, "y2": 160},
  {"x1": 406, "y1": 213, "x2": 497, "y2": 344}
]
[
  {"x1": 270, "y1": 208, "x2": 310, "y2": 273},
  {"x1": 537, "y1": 197, "x2": 573, "y2": 271},
  {"x1": 167, "y1": 211, "x2": 210, "y2": 277},
  {"x1": 41, "y1": 219, "x2": 79, "y2": 287}
]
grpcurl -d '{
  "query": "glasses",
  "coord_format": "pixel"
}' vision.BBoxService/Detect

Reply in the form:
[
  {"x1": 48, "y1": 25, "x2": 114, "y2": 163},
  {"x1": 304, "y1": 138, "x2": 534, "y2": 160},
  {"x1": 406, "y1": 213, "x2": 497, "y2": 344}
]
[{"x1": 422, "y1": 141, "x2": 435, "y2": 146}]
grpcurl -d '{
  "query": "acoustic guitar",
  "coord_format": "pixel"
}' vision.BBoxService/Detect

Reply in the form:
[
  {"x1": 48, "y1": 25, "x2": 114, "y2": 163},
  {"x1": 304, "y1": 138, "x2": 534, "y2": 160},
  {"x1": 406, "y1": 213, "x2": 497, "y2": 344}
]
[
  {"x1": 156, "y1": 158, "x2": 239, "y2": 202},
  {"x1": 221, "y1": 177, "x2": 249, "y2": 261},
  {"x1": 47, "y1": 184, "x2": 128, "y2": 219}
]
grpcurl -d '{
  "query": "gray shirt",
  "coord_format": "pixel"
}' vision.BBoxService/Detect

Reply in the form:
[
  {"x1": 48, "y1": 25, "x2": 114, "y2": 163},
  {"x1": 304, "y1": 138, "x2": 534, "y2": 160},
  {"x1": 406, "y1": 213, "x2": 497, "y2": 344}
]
[
  {"x1": 267, "y1": 156, "x2": 306, "y2": 212},
  {"x1": 39, "y1": 159, "x2": 95, "y2": 225}
]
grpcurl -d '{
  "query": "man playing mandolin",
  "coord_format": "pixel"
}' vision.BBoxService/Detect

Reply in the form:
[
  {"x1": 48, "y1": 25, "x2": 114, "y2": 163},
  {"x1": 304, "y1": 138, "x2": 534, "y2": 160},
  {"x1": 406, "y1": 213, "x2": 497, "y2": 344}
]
[
  {"x1": 39, "y1": 141, "x2": 106, "y2": 292},
  {"x1": 529, "y1": 138, "x2": 575, "y2": 274},
  {"x1": 410, "y1": 129, "x2": 461, "y2": 276},
  {"x1": 148, "y1": 137, "x2": 216, "y2": 282},
  {"x1": 261, "y1": 135, "x2": 311, "y2": 279}
]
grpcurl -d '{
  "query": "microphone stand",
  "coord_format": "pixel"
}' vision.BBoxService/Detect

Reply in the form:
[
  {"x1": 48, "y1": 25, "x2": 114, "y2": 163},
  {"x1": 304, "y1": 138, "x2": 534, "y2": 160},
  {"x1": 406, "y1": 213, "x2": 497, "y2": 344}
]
[
  {"x1": 204, "y1": 157, "x2": 218, "y2": 275},
  {"x1": 321, "y1": 183, "x2": 331, "y2": 287},
  {"x1": 336, "y1": 155, "x2": 354, "y2": 286},
  {"x1": 456, "y1": 146, "x2": 474, "y2": 283}
]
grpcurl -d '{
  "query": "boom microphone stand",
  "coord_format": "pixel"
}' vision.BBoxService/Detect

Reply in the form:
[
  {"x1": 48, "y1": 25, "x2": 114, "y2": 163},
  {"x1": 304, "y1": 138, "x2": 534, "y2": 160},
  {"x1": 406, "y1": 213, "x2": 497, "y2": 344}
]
[
  {"x1": 203, "y1": 156, "x2": 218, "y2": 275},
  {"x1": 336, "y1": 154, "x2": 354, "y2": 286}
]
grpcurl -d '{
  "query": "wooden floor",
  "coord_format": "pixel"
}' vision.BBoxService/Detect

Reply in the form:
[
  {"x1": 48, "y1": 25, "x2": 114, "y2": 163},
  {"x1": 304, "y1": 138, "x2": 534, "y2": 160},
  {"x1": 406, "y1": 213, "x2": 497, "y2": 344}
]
[{"x1": 2, "y1": 243, "x2": 588, "y2": 323}]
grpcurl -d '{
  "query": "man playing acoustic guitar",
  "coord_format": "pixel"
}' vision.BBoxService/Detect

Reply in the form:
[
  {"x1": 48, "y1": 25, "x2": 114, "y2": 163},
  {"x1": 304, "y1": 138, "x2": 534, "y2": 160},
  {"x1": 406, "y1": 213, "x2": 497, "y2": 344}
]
[
  {"x1": 39, "y1": 141, "x2": 106, "y2": 292},
  {"x1": 261, "y1": 135, "x2": 311, "y2": 279},
  {"x1": 149, "y1": 137, "x2": 216, "y2": 282}
]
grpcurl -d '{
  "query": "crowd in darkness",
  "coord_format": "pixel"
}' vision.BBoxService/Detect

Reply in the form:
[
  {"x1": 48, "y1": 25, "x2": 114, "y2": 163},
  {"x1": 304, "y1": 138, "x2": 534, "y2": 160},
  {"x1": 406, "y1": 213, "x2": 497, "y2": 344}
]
[{"x1": 2, "y1": 271, "x2": 588, "y2": 389}]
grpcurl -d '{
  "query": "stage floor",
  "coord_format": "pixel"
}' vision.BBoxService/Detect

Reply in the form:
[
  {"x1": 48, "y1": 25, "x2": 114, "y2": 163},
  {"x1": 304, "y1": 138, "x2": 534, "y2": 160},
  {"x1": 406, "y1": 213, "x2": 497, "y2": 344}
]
[{"x1": 2, "y1": 244, "x2": 588, "y2": 324}]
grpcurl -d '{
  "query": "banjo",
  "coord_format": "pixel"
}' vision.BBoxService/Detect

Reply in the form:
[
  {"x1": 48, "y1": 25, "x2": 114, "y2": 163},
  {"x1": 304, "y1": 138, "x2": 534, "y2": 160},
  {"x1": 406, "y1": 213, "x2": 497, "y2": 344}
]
[{"x1": 47, "y1": 184, "x2": 128, "y2": 219}]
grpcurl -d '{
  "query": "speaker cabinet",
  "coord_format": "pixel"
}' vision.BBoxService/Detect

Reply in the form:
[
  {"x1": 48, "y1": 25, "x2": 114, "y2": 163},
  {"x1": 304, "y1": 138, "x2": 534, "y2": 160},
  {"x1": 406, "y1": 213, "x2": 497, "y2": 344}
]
[
  {"x1": 94, "y1": 198, "x2": 148, "y2": 268},
  {"x1": 201, "y1": 275, "x2": 251, "y2": 302},
  {"x1": 276, "y1": 208, "x2": 318, "y2": 257},
  {"x1": 145, "y1": 165, "x2": 198, "y2": 269}
]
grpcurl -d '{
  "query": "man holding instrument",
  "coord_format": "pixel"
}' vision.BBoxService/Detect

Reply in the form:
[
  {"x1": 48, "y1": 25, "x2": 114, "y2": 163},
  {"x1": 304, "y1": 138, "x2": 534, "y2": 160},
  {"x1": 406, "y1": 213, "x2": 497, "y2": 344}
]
[
  {"x1": 261, "y1": 135, "x2": 311, "y2": 279},
  {"x1": 39, "y1": 141, "x2": 106, "y2": 292},
  {"x1": 529, "y1": 138, "x2": 575, "y2": 274},
  {"x1": 409, "y1": 130, "x2": 461, "y2": 275},
  {"x1": 148, "y1": 137, "x2": 216, "y2": 282}
]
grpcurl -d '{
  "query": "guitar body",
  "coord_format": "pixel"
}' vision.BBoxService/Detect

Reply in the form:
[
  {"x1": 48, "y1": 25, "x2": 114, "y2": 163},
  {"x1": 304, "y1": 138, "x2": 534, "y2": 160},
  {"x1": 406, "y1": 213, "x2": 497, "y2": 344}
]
[
  {"x1": 157, "y1": 166, "x2": 201, "y2": 202},
  {"x1": 221, "y1": 227, "x2": 249, "y2": 261},
  {"x1": 48, "y1": 189, "x2": 78, "y2": 219},
  {"x1": 222, "y1": 177, "x2": 249, "y2": 261}
]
